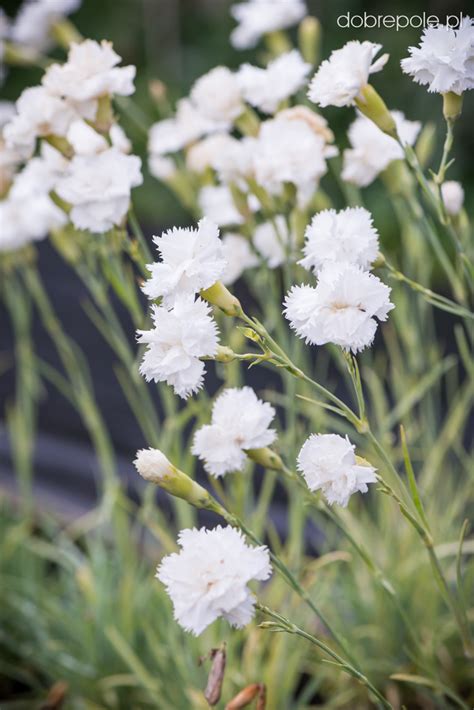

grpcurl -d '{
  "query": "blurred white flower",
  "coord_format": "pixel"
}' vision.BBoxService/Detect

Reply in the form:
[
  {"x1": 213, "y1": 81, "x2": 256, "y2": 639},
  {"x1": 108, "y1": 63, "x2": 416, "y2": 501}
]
[
  {"x1": 142, "y1": 217, "x2": 226, "y2": 305},
  {"x1": 148, "y1": 154, "x2": 176, "y2": 181},
  {"x1": 308, "y1": 41, "x2": 388, "y2": 108},
  {"x1": 192, "y1": 387, "x2": 276, "y2": 477},
  {"x1": 186, "y1": 133, "x2": 237, "y2": 174},
  {"x1": 0, "y1": 101, "x2": 15, "y2": 128},
  {"x1": 278, "y1": 105, "x2": 336, "y2": 145},
  {"x1": 109, "y1": 124, "x2": 131, "y2": 153},
  {"x1": 10, "y1": 0, "x2": 80, "y2": 51},
  {"x1": 198, "y1": 184, "x2": 244, "y2": 227},
  {"x1": 300, "y1": 207, "x2": 379, "y2": 273},
  {"x1": 43, "y1": 39, "x2": 135, "y2": 103},
  {"x1": 212, "y1": 135, "x2": 256, "y2": 184},
  {"x1": 4, "y1": 86, "x2": 81, "y2": 159},
  {"x1": 230, "y1": 0, "x2": 306, "y2": 50},
  {"x1": 284, "y1": 264, "x2": 394, "y2": 353},
  {"x1": 342, "y1": 112, "x2": 421, "y2": 187},
  {"x1": 0, "y1": 144, "x2": 68, "y2": 252},
  {"x1": 138, "y1": 296, "x2": 219, "y2": 399},
  {"x1": 148, "y1": 98, "x2": 226, "y2": 161},
  {"x1": 66, "y1": 119, "x2": 108, "y2": 155},
  {"x1": 253, "y1": 216, "x2": 294, "y2": 268},
  {"x1": 157, "y1": 525, "x2": 271, "y2": 635},
  {"x1": 221, "y1": 233, "x2": 258, "y2": 284},
  {"x1": 253, "y1": 116, "x2": 328, "y2": 203},
  {"x1": 401, "y1": 17, "x2": 474, "y2": 94},
  {"x1": 237, "y1": 50, "x2": 310, "y2": 114},
  {"x1": 297, "y1": 433, "x2": 377, "y2": 506},
  {"x1": 190, "y1": 66, "x2": 244, "y2": 126},
  {"x1": 55, "y1": 147, "x2": 142, "y2": 232},
  {"x1": 441, "y1": 180, "x2": 464, "y2": 215}
]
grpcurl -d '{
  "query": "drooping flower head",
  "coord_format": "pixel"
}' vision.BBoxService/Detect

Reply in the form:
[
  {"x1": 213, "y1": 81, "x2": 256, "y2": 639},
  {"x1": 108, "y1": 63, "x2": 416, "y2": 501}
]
[
  {"x1": 138, "y1": 296, "x2": 219, "y2": 399},
  {"x1": 284, "y1": 264, "x2": 394, "y2": 353},
  {"x1": 237, "y1": 50, "x2": 310, "y2": 114},
  {"x1": 300, "y1": 207, "x2": 380, "y2": 273},
  {"x1": 297, "y1": 433, "x2": 377, "y2": 506},
  {"x1": 55, "y1": 147, "x2": 142, "y2": 233},
  {"x1": 342, "y1": 111, "x2": 421, "y2": 187},
  {"x1": 142, "y1": 217, "x2": 226, "y2": 305},
  {"x1": 230, "y1": 0, "x2": 306, "y2": 50},
  {"x1": 401, "y1": 17, "x2": 474, "y2": 95},
  {"x1": 192, "y1": 387, "x2": 277, "y2": 477},
  {"x1": 308, "y1": 41, "x2": 388, "y2": 108},
  {"x1": 42, "y1": 39, "x2": 136, "y2": 103},
  {"x1": 157, "y1": 525, "x2": 272, "y2": 635}
]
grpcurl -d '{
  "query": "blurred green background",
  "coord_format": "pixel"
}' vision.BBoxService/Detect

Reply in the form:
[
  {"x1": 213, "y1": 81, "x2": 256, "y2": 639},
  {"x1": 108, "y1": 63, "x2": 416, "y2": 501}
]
[{"x1": 2, "y1": 0, "x2": 473, "y2": 227}]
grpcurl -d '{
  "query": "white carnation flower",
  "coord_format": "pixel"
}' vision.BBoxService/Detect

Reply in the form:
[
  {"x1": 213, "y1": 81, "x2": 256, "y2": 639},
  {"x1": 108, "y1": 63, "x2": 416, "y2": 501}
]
[
  {"x1": 142, "y1": 217, "x2": 226, "y2": 305},
  {"x1": 278, "y1": 105, "x2": 336, "y2": 144},
  {"x1": 109, "y1": 124, "x2": 131, "y2": 153},
  {"x1": 253, "y1": 116, "x2": 328, "y2": 203},
  {"x1": 237, "y1": 50, "x2": 310, "y2": 114},
  {"x1": 0, "y1": 101, "x2": 15, "y2": 128},
  {"x1": 134, "y1": 447, "x2": 174, "y2": 481},
  {"x1": 441, "y1": 180, "x2": 464, "y2": 215},
  {"x1": 190, "y1": 66, "x2": 244, "y2": 126},
  {"x1": 138, "y1": 296, "x2": 219, "y2": 399},
  {"x1": 148, "y1": 154, "x2": 176, "y2": 181},
  {"x1": 342, "y1": 111, "x2": 421, "y2": 187},
  {"x1": 186, "y1": 133, "x2": 237, "y2": 174},
  {"x1": 308, "y1": 41, "x2": 388, "y2": 108},
  {"x1": 55, "y1": 147, "x2": 142, "y2": 233},
  {"x1": 4, "y1": 86, "x2": 80, "y2": 159},
  {"x1": 157, "y1": 525, "x2": 271, "y2": 635},
  {"x1": 212, "y1": 135, "x2": 257, "y2": 184},
  {"x1": 192, "y1": 387, "x2": 276, "y2": 477},
  {"x1": 401, "y1": 17, "x2": 474, "y2": 94},
  {"x1": 66, "y1": 119, "x2": 108, "y2": 155},
  {"x1": 284, "y1": 264, "x2": 394, "y2": 353},
  {"x1": 300, "y1": 207, "x2": 380, "y2": 273},
  {"x1": 148, "y1": 98, "x2": 226, "y2": 159},
  {"x1": 198, "y1": 184, "x2": 245, "y2": 227},
  {"x1": 253, "y1": 216, "x2": 294, "y2": 268},
  {"x1": 43, "y1": 39, "x2": 135, "y2": 103},
  {"x1": 0, "y1": 144, "x2": 67, "y2": 252},
  {"x1": 230, "y1": 0, "x2": 306, "y2": 50},
  {"x1": 297, "y1": 433, "x2": 377, "y2": 507},
  {"x1": 11, "y1": 0, "x2": 80, "y2": 51},
  {"x1": 221, "y1": 233, "x2": 258, "y2": 285}
]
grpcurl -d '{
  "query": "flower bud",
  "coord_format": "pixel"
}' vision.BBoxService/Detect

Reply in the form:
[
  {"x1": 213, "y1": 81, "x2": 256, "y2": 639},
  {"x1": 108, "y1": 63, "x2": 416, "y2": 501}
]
[
  {"x1": 214, "y1": 345, "x2": 237, "y2": 363},
  {"x1": 134, "y1": 448, "x2": 223, "y2": 513},
  {"x1": 355, "y1": 85, "x2": 398, "y2": 139},
  {"x1": 235, "y1": 106, "x2": 260, "y2": 137},
  {"x1": 442, "y1": 91, "x2": 463, "y2": 122},
  {"x1": 441, "y1": 181, "x2": 464, "y2": 217},
  {"x1": 246, "y1": 447, "x2": 284, "y2": 471},
  {"x1": 201, "y1": 281, "x2": 243, "y2": 317},
  {"x1": 415, "y1": 122, "x2": 436, "y2": 168},
  {"x1": 298, "y1": 16, "x2": 321, "y2": 65},
  {"x1": 50, "y1": 18, "x2": 83, "y2": 49}
]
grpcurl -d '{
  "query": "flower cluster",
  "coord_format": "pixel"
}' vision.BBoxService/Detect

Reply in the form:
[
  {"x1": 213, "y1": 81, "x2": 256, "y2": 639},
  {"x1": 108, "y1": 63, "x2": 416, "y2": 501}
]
[
  {"x1": 1, "y1": 38, "x2": 142, "y2": 245},
  {"x1": 284, "y1": 207, "x2": 393, "y2": 353},
  {"x1": 157, "y1": 526, "x2": 272, "y2": 635},
  {"x1": 192, "y1": 387, "x2": 276, "y2": 476},
  {"x1": 297, "y1": 433, "x2": 377, "y2": 506},
  {"x1": 139, "y1": 218, "x2": 229, "y2": 398}
]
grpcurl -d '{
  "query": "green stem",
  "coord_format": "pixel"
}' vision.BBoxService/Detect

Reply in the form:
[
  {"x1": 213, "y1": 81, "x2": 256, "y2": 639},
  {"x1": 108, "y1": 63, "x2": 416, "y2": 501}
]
[{"x1": 256, "y1": 604, "x2": 392, "y2": 709}]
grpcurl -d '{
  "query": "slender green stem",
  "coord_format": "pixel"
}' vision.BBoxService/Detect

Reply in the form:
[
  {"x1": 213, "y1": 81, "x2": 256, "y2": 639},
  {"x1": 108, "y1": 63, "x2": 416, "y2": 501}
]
[{"x1": 256, "y1": 604, "x2": 392, "y2": 709}]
